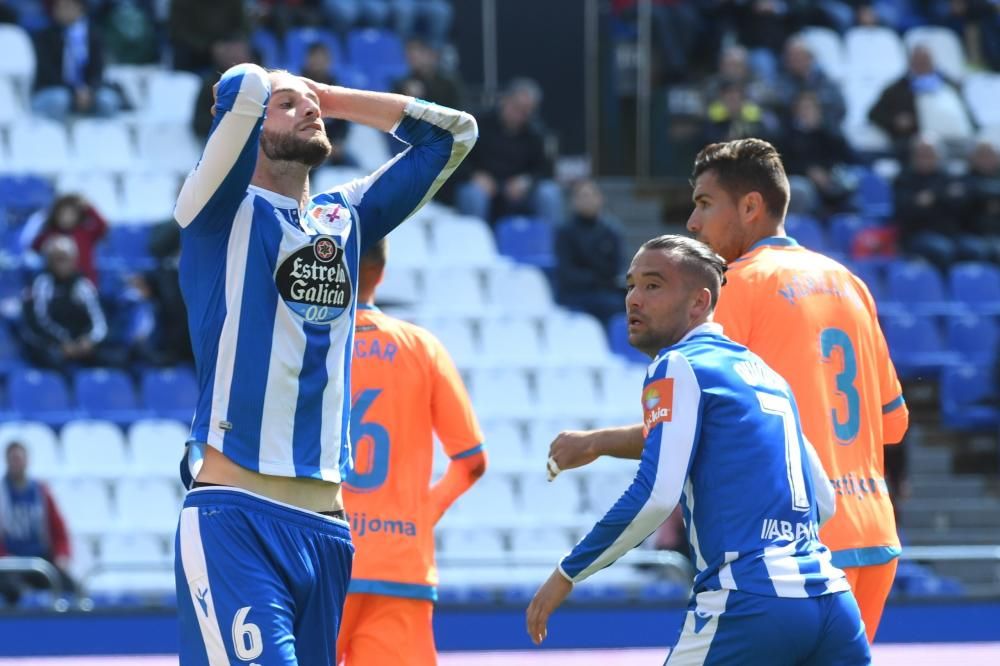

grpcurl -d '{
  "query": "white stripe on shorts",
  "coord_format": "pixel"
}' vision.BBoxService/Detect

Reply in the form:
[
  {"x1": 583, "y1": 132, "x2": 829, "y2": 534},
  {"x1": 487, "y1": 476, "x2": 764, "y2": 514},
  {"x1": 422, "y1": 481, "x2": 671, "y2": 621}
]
[
  {"x1": 179, "y1": 506, "x2": 229, "y2": 665},
  {"x1": 665, "y1": 589, "x2": 729, "y2": 666}
]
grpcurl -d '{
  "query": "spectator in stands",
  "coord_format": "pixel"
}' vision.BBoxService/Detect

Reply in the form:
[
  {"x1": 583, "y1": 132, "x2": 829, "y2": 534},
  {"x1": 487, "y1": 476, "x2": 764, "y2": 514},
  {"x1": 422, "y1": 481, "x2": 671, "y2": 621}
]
[
  {"x1": 97, "y1": 0, "x2": 159, "y2": 65},
  {"x1": 169, "y1": 0, "x2": 248, "y2": 73},
  {"x1": 869, "y1": 44, "x2": 975, "y2": 154},
  {"x1": 962, "y1": 140, "x2": 1000, "y2": 248},
  {"x1": 893, "y1": 136, "x2": 988, "y2": 269},
  {"x1": 21, "y1": 236, "x2": 115, "y2": 370},
  {"x1": 926, "y1": 0, "x2": 1000, "y2": 70},
  {"x1": 253, "y1": 0, "x2": 325, "y2": 38},
  {"x1": 554, "y1": 179, "x2": 624, "y2": 325},
  {"x1": 772, "y1": 37, "x2": 846, "y2": 128},
  {"x1": 30, "y1": 0, "x2": 124, "y2": 121},
  {"x1": 455, "y1": 78, "x2": 563, "y2": 225},
  {"x1": 393, "y1": 37, "x2": 462, "y2": 110},
  {"x1": 322, "y1": 0, "x2": 453, "y2": 44},
  {"x1": 193, "y1": 34, "x2": 253, "y2": 140},
  {"x1": 130, "y1": 222, "x2": 193, "y2": 366},
  {"x1": 701, "y1": 82, "x2": 780, "y2": 145},
  {"x1": 702, "y1": 44, "x2": 774, "y2": 108},
  {"x1": 0, "y1": 441, "x2": 76, "y2": 603},
  {"x1": 21, "y1": 194, "x2": 107, "y2": 286},
  {"x1": 780, "y1": 92, "x2": 857, "y2": 215},
  {"x1": 610, "y1": 0, "x2": 703, "y2": 83},
  {"x1": 299, "y1": 41, "x2": 356, "y2": 167}
]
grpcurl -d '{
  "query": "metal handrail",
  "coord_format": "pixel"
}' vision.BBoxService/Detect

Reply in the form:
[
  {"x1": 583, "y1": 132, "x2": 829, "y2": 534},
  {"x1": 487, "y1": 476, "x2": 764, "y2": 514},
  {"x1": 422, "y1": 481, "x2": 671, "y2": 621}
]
[{"x1": 0, "y1": 556, "x2": 63, "y2": 595}]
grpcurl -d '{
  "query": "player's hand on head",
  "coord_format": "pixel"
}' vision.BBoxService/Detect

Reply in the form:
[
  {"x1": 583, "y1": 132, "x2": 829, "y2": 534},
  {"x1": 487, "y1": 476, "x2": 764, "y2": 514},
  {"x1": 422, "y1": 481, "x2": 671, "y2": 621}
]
[
  {"x1": 547, "y1": 430, "x2": 599, "y2": 480},
  {"x1": 526, "y1": 569, "x2": 573, "y2": 646}
]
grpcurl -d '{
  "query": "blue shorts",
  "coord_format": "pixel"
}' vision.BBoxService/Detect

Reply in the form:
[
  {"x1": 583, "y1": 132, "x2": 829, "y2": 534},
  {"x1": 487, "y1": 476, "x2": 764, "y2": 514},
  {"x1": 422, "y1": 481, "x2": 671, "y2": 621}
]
[
  {"x1": 175, "y1": 487, "x2": 354, "y2": 666},
  {"x1": 665, "y1": 588, "x2": 870, "y2": 665}
]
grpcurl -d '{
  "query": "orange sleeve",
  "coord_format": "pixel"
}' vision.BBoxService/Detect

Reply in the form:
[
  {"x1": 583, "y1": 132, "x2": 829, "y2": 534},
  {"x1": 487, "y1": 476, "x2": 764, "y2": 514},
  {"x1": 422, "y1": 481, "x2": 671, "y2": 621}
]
[
  {"x1": 855, "y1": 275, "x2": 909, "y2": 445},
  {"x1": 714, "y1": 268, "x2": 755, "y2": 348},
  {"x1": 428, "y1": 333, "x2": 484, "y2": 458}
]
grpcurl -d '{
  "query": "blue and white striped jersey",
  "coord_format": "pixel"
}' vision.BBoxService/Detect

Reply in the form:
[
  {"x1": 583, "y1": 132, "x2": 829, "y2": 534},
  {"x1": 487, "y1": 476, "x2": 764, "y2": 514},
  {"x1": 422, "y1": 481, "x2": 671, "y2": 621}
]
[
  {"x1": 174, "y1": 63, "x2": 476, "y2": 483},
  {"x1": 560, "y1": 323, "x2": 849, "y2": 598}
]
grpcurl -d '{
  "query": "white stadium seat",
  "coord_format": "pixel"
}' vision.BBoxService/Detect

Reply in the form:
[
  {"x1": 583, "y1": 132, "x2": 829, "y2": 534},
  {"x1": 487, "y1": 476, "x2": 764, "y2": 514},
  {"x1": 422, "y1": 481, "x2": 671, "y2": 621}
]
[
  {"x1": 119, "y1": 173, "x2": 180, "y2": 223},
  {"x1": 68, "y1": 536, "x2": 98, "y2": 582},
  {"x1": 431, "y1": 217, "x2": 500, "y2": 269},
  {"x1": 128, "y1": 419, "x2": 189, "y2": 477},
  {"x1": 519, "y1": 474, "x2": 585, "y2": 524},
  {"x1": 797, "y1": 27, "x2": 845, "y2": 82},
  {"x1": 599, "y1": 363, "x2": 648, "y2": 420},
  {"x1": 97, "y1": 533, "x2": 169, "y2": 568},
  {"x1": 48, "y1": 479, "x2": 114, "y2": 536},
  {"x1": 61, "y1": 420, "x2": 128, "y2": 478},
  {"x1": 104, "y1": 64, "x2": 156, "y2": 111},
  {"x1": 478, "y1": 317, "x2": 545, "y2": 368},
  {"x1": 535, "y1": 367, "x2": 602, "y2": 419},
  {"x1": 344, "y1": 123, "x2": 392, "y2": 172},
  {"x1": 56, "y1": 173, "x2": 123, "y2": 220},
  {"x1": 384, "y1": 218, "x2": 431, "y2": 268},
  {"x1": 422, "y1": 317, "x2": 480, "y2": 369},
  {"x1": 542, "y1": 311, "x2": 612, "y2": 367},
  {"x1": 964, "y1": 73, "x2": 1000, "y2": 128},
  {"x1": 582, "y1": 469, "x2": 638, "y2": 515},
  {"x1": 904, "y1": 26, "x2": 966, "y2": 82},
  {"x1": 478, "y1": 419, "x2": 529, "y2": 472},
  {"x1": 0, "y1": 421, "x2": 62, "y2": 479},
  {"x1": 469, "y1": 368, "x2": 534, "y2": 420},
  {"x1": 114, "y1": 478, "x2": 181, "y2": 535},
  {"x1": 422, "y1": 267, "x2": 490, "y2": 317},
  {"x1": 375, "y1": 265, "x2": 421, "y2": 306},
  {"x1": 142, "y1": 70, "x2": 202, "y2": 126},
  {"x1": 8, "y1": 119, "x2": 70, "y2": 175},
  {"x1": 509, "y1": 526, "x2": 573, "y2": 559},
  {"x1": 485, "y1": 264, "x2": 554, "y2": 317},
  {"x1": 0, "y1": 25, "x2": 36, "y2": 95},
  {"x1": 70, "y1": 119, "x2": 137, "y2": 173},
  {"x1": 136, "y1": 123, "x2": 203, "y2": 176},
  {"x1": 445, "y1": 475, "x2": 518, "y2": 524},
  {"x1": 437, "y1": 527, "x2": 506, "y2": 559},
  {"x1": 523, "y1": 417, "x2": 588, "y2": 458},
  {"x1": 0, "y1": 75, "x2": 24, "y2": 127},
  {"x1": 845, "y1": 26, "x2": 907, "y2": 87},
  {"x1": 310, "y1": 165, "x2": 366, "y2": 194}
]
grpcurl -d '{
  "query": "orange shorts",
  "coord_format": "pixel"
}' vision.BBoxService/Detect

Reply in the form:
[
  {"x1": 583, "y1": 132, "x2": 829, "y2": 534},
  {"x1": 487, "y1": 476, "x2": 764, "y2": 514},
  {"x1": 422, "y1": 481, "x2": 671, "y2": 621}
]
[
  {"x1": 337, "y1": 593, "x2": 436, "y2": 666},
  {"x1": 843, "y1": 559, "x2": 898, "y2": 643}
]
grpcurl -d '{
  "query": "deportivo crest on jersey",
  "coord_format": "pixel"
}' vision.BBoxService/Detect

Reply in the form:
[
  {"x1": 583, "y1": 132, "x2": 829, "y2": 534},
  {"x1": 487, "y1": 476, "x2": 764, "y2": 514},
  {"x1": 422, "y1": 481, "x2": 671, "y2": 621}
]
[
  {"x1": 275, "y1": 235, "x2": 353, "y2": 323},
  {"x1": 309, "y1": 197, "x2": 353, "y2": 235}
]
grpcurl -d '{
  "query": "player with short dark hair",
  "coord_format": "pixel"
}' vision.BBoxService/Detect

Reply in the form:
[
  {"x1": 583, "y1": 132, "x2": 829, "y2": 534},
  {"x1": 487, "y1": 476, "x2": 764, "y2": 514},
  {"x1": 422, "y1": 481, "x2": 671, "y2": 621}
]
[{"x1": 528, "y1": 235, "x2": 869, "y2": 664}]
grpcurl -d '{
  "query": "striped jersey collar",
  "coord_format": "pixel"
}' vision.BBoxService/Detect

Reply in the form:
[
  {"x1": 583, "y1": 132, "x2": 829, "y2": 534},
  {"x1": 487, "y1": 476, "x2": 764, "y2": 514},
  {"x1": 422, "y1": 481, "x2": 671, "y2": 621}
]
[
  {"x1": 357, "y1": 304, "x2": 380, "y2": 311},
  {"x1": 732, "y1": 235, "x2": 799, "y2": 263},
  {"x1": 248, "y1": 185, "x2": 299, "y2": 210}
]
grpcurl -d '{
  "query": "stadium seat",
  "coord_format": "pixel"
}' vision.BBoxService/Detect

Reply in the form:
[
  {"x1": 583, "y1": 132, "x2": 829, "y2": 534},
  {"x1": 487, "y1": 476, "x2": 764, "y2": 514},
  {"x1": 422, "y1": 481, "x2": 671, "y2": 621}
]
[
  {"x1": 99, "y1": 226, "x2": 155, "y2": 272},
  {"x1": 384, "y1": 218, "x2": 431, "y2": 268},
  {"x1": 136, "y1": 123, "x2": 203, "y2": 177},
  {"x1": 519, "y1": 474, "x2": 586, "y2": 525},
  {"x1": 56, "y1": 173, "x2": 123, "y2": 221},
  {"x1": 941, "y1": 364, "x2": 1000, "y2": 430},
  {"x1": 0, "y1": 421, "x2": 61, "y2": 478},
  {"x1": 422, "y1": 317, "x2": 480, "y2": 369},
  {"x1": 508, "y1": 527, "x2": 573, "y2": 559},
  {"x1": 479, "y1": 317, "x2": 546, "y2": 368},
  {"x1": 114, "y1": 478, "x2": 181, "y2": 535},
  {"x1": 844, "y1": 26, "x2": 907, "y2": 87},
  {"x1": 346, "y1": 29, "x2": 407, "y2": 91},
  {"x1": 8, "y1": 119, "x2": 71, "y2": 175},
  {"x1": 48, "y1": 478, "x2": 113, "y2": 536},
  {"x1": 310, "y1": 165, "x2": 366, "y2": 194},
  {"x1": 469, "y1": 368, "x2": 534, "y2": 420},
  {"x1": 494, "y1": 216, "x2": 555, "y2": 269},
  {"x1": 523, "y1": 417, "x2": 588, "y2": 459},
  {"x1": 128, "y1": 419, "x2": 189, "y2": 478},
  {"x1": 142, "y1": 70, "x2": 202, "y2": 126},
  {"x1": 542, "y1": 311, "x2": 612, "y2": 367},
  {"x1": 344, "y1": 123, "x2": 392, "y2": 172},
  {"x1": 485, "y1": 264, "x2": 555, "y2": 318},
  {"x1": 103, "y1": 64, "x2": 154, "y2": 113},
  {"x1": 0, "y1": 25, "x2": 36, "y2": 94},
  {"x1": 60, "y1": 419, "x2": 128, "y2": 478},
  {"x1": 599, "y1": 363, "x2": 647, "y2": 420},
  {"x1": 74, "y1": 368, "x2": 147, "y2": 424},
  {"x1": 0, "y1": 175, "x2": 53, "y2": 223},
  {"x1": 97, "y1": 533, "x2": 169, "y2": 568},
  {"x1": 445, "y1": 475, "x2": 518, "y2": 524},
  {"x1": 606, "y1": 313, "x2": 648, "y2": 365},
  {"x1": 881, "y1": 313, "x2": 961, "y2": 378},
  {"x1": 437, "y1": 527, "x2": 506, "y2": 558},
  {"x1": 431, "y1": 217, "x2": 500, "y2": 269},
  {"x1": 850, "y1": 261, "x2": 887, "y2": 306},
  {"x1": 904, "y1": 26, "x2": 966, "y2": 82},
  {"x1": 828, "y1": 214, "x2": 875, "y2": 255},
  {"x1": 140, "y1": 367, "x2": 197, "y2": 422},
  {"x1": 69, "y1": 119, "x2": 137, "y2": 173},
  {"x1": 582, "y1": 469, "x2": 637, "y2": 514},
  {"x1": 946, "y1": 314, "x2": 998, "y2": 365},
  {"x1": 422, "y1": 267, "x2": 489, "y2": 317},
  {"x1": 8, "y1": 368, "x2": 78, "y2": 425},
  {"x1": 964, "y1": 73, "x2": 1000, "y2": 128},
  {"x1": 784, "y1": 215, "x2": 826, "y2": 252},
  {"x1": 375, "y1": 265, "x2": 421, "y2": 306},
  {"x1": 852, "y1": 170, "x2": 894, "y2": 219},
  {"x1": 0, "y1": 321, "x2": 24, "y2": 378},
  {"x1": 0, "y1": 75, "x2": 24, "y2": 127},
  {"x1": 535, "y1": 367, "x2": 602, "y2": 419},
  {"x1": 477, "y1": 420, "x2": 528, "y2": 472},
  {"x1": 884, "y1": 260, "x2": 958, "y2": 315},
  {"x1": 797, "y1": 27, "x2": 845, "y2": 82},
  {"x1": 948, "y1": 262, "x2": 1000, "y2": 315},
  {"x1": 119, "y1": 173, "x2": 179, "y2": 224},
  {"x1": 284, "y1": 27, "x2": 344, "y2": 76}
]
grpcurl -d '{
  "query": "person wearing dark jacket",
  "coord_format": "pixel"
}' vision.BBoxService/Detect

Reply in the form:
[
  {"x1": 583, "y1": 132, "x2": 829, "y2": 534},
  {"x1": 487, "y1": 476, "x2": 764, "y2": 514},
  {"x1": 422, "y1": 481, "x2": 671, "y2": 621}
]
[
  {"x1": 455, "y1": 78, "x2": 563, "y2": 224},
  {"x1": 554, "y1": 180, "x2": 624, "y2": 325},
  {"x1": 962, "y1": 140, "x2": 1000, "y2": 251},
  {"x1": 30, "y1": 0, "x2": 122, "y2": 121}
]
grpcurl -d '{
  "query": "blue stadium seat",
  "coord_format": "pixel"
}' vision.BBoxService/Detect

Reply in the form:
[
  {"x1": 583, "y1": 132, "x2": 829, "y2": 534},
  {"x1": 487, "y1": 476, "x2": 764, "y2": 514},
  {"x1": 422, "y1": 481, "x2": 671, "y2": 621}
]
[
  {"x1": 494, "y1": 216, "x2": 554, "y2": 268},
  {"x1": 607, "y1": 313, "x2": 648, "y2": 365},
  {"x1": 141, "y1": 366, "x2": 198, "y2": 422},
  {"x1": 848, "y1": 261, "x2": 887, "y2": 306},
  {"x1": 939, "y1": 364, "x2": 1000, "y2": 430},
  {"x1": 99, "y1": 226, "x2": 155, "y2": 272},
  {"x1": 828, "y1": 214, "x2": 877, "y2": 256},
  {"x1": 784, "y1": 215, "x2": 826, "y2": 252},
  {"x1": 881, "y1": 313, "x2": 961, "y2": 379},
  {"x1": 885, "y1": 260, "x2": 959, "y2": 315},
  {"x1": 284, "y1": 27, "x2": 345, "y2": 76},
  {"x1": 852, "y1": 168, "x2": 894, "y2": 218},
  {"x1": 74, "y1": 368, "x2": 147, "y2": 424},
  {"x1": 948, "y1": 262, "x2": 1000, "y2": 315},
  {"x1": 346, "y1": 29, "x2": 406, "y2": 91},
  {"x1": 251, "y1": 27, "x2": 284, "y2": 69},
  {"x1": 0, "y1": 322, "x2": 24, "y2": 378},
  {"x1": 8, "y1": 368, "x2": 78, "y2": 425},
  {"x1": 946, "y1": 314, "x2": 999, "y2": 365},
  {"x1": 0, "y1": 176, "x2": 53, "y2": 225}
]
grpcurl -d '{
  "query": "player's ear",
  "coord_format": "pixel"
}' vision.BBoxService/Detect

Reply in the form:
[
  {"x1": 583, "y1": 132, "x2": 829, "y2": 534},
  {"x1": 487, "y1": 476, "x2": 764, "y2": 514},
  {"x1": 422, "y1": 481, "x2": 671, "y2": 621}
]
[
  {"x1": 740, "y1": 191, "x2": 764, "y2": 222},
  {"x1": 691, "y1": 286, "x2": 712, "y2": 320}
]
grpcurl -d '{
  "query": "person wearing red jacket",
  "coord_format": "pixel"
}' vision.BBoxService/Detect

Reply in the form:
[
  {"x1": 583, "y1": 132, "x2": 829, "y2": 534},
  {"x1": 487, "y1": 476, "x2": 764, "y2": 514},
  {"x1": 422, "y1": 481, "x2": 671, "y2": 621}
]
[{"x1": 30, "y1": 194, "x2": 108, "y2": 286}]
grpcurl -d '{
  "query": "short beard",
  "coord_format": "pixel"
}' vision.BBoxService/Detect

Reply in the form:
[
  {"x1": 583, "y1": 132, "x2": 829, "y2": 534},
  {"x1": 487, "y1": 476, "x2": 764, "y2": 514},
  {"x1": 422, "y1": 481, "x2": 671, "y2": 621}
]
[{"x1": 260, "y1": 127, "x2": 332, "y2": 168}]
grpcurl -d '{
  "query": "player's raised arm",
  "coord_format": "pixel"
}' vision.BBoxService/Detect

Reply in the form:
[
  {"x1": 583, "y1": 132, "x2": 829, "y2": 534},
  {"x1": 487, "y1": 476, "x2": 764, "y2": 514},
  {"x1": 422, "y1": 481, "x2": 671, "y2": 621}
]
[
  {"x1": 307, "y1": 80, "x2": 477, "y2": 250},
  {"x1": 174, "y1": 63, "x2": 269, "y2": 232},
  {"x1": 546, "y1": 424, "x2": 644, "y2": 480}
]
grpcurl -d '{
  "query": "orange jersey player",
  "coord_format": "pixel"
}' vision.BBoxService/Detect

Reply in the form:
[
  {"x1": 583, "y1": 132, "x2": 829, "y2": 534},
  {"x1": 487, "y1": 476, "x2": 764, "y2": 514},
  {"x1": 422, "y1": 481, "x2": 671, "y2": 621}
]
[
  {"x1": 337, "y1": 238, "x2": 487, "y2": 666},
  {"x1": 546, "y1": 139, "x2": 908, "y2": 644}
]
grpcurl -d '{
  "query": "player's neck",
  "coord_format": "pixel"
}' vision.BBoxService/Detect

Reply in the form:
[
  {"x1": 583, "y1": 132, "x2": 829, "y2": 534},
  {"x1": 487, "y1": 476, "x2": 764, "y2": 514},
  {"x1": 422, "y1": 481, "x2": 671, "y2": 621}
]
[
  {"x1": 740, "y1": 223, "x2": 786, "y2": 257},
  {"x1": 252, "y1": 161, "x2": 311, "y2": 210}
]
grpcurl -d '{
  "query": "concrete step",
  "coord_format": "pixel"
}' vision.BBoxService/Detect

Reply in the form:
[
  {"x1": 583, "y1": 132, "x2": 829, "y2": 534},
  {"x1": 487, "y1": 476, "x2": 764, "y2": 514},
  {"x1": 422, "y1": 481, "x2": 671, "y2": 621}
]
[
  {"x1": 902, "y1": 527, "x2": 1000, "y2": 545},
  {"x1": 907, "y1": 447, "x2": 955, "y2": 475},
  {"x1": 909, "y1": 474, "x2": 987, "y2": 500}
]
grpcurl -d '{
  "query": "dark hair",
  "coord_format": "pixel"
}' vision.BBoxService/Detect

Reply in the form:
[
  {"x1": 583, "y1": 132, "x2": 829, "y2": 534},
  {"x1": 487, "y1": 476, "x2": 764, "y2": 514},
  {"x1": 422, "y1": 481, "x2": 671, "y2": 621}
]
[
  {"x1": 44, "y1": 193, "x2": 87, "y2": 230},
  {"x1": 692, "y1": 139, "x2": 790, "y2": 219},
  {"x1": 360, "y1": 238, "x2": 387, "y2": 268},
  {"x1": 5, "y1": 441, "x2": 25, "y2": 456},
  {"x1": 641, "y1": 235, "x2": 728, "y2": 308}
]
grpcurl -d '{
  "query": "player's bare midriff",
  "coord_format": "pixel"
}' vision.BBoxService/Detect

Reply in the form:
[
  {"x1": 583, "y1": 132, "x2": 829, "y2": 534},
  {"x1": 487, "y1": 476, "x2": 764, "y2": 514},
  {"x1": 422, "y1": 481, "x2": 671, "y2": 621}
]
[{"x1": 197, "y1": 445, "x2": 344, "y2": 514}]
